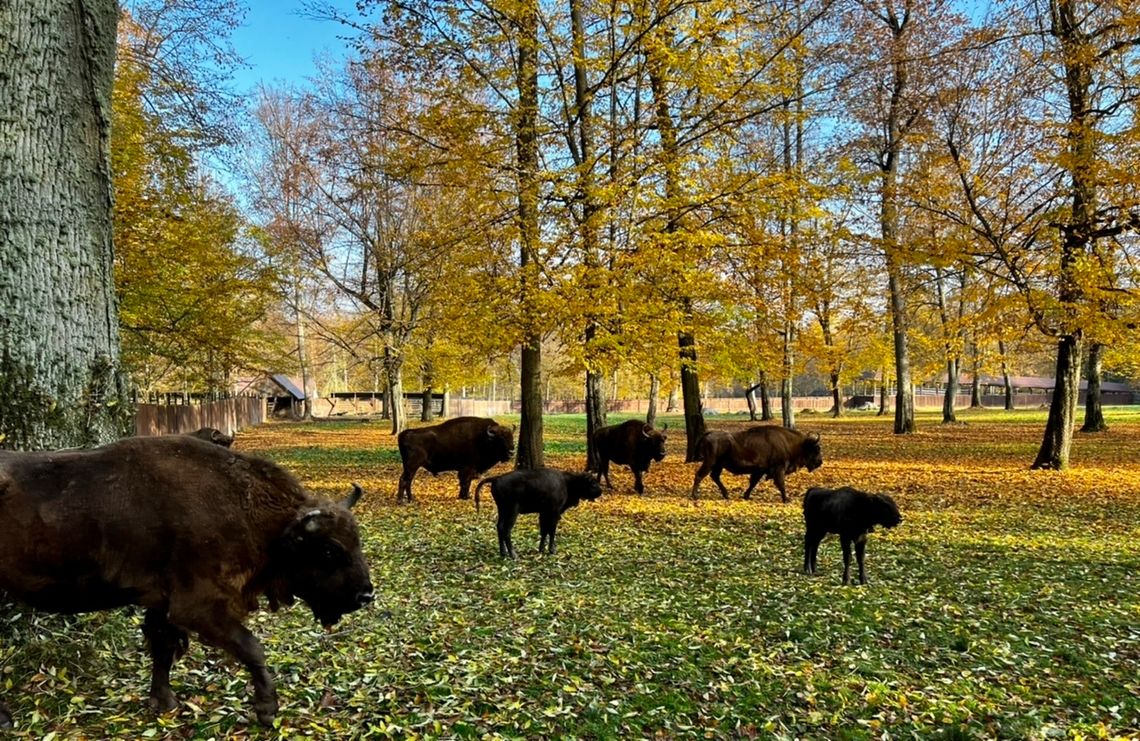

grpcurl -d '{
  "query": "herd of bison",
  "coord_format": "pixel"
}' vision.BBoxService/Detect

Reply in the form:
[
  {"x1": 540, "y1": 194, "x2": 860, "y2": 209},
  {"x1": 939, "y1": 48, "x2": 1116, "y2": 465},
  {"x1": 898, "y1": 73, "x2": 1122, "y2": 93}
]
[{"x1": 0, "y1": 415, "x2": 901, "y2": 728}]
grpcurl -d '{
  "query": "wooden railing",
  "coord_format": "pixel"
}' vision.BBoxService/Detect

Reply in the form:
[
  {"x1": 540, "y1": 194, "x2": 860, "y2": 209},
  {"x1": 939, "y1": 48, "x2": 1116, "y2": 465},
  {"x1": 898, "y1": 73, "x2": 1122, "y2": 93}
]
[{"x1": 134, "y1": 396, "x2": 266, "y2": 437}]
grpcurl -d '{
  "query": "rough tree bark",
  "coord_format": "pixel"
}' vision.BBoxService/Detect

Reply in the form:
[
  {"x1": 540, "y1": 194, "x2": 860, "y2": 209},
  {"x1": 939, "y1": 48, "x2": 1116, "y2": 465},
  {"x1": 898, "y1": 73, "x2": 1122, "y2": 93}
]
[
  {"x1": 514, "y1": 0, "x2": 543, "y2": 470},
  {"x1": 759, "y1": 371, "x2": 773, "y2": 421},
  {"x1": 1033, "y1": 0, "x2": 1098, "y2": 469},
  {"x1": 0, "y1": 0, "x2": 132, "y2": 450},
  {"x1": 647, "y1": 34, "x2": 705, "y2": 462},
  {"x1": 934, "y1": 267, "x2": 960, "y2": 423},
  {"x1": 420, "y1": 361, "x2": 434, "y2": 422},
  {"x1": 998, "y1": 340, "x2": 1014, "y2": 410},
  {"x1": 1081, "y1": 342, "x2": 1106, "y2": 432},
  {"x1": 646, "y1": 373, "x2": 659, "y2": 427},
  {"x1": 969, "y1": 342, "x2": 984, "y2": 408}
]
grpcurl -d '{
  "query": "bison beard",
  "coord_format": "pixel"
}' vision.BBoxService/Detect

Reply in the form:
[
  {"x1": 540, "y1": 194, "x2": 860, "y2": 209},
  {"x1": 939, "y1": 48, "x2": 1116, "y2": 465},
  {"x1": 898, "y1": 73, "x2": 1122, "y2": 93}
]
[
  {"x1": 396, "y1": 416, "x2": 514, "y2": 502},
  {"x1": 592, "y1": 420, "x2": 668, "y2": 495},
  {"x1": 802, "y1": 486, "x2": 902, "y2": 585},
  {"x1": 475, "y1": 469, "x2": 602, "y2": 558},
  {"x1": 690, "y1": 426, "x2": 823, "y2": 502},
  {"x1": 0, "y1": 437, "x2": 374, "y2": 727}
]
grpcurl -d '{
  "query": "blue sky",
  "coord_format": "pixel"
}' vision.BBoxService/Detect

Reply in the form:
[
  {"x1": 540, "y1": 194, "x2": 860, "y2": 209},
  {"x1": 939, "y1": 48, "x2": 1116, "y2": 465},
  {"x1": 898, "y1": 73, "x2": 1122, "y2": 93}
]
[{"x1": 228, "y1": 0, "x2": 359, "y2": 93}]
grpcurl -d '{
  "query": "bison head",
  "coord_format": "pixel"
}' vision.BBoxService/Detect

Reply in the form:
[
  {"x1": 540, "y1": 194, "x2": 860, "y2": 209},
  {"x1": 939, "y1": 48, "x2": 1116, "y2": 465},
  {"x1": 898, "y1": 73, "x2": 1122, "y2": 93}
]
[
  {"x1": 565, "y1": 471, "x2": 603, "y2": 502},
  {"x1": 488, "y1": 424, "x2": 515, "y2": 463},
  {"x1": 802, "y1": 431, "x2": 823, "y2": 471},
  {"x1": 642, "y1": 423, "x2": 668, "y2": 462},
  {"x1": 187, "y1": 427, "x2": 234, "y2": 448},
  {"x1": 271, "y1": 484, "x2": 374, "y2": 629},
  {"x1": 872, "y1": 493, "x2": 902, "y2": 530}
]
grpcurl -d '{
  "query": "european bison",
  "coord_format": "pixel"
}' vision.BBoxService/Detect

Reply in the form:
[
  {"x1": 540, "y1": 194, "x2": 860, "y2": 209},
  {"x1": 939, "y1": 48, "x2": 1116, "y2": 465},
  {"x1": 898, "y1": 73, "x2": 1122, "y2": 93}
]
[
  {"x1": 0, "y1": 436, "x2": 373, "y2": 728},
  {"x1": 186, "y1": 426, "x2": 234, "y2": 447},
  {"x1": 474, "y1": 469, "x2": 602, "y2": 558},
  {"x1": 397, "y1": 416, "x2": 514, "y2": 502},
  {"x1": 803, "y1": 486, "x2": 902, "y2": 585},
  {"x1": 690, "y1": 425, "x2": 823, "y2": 502},
  {"x1": 593, "y1": 420, "x2": 668, "y2": 495}
]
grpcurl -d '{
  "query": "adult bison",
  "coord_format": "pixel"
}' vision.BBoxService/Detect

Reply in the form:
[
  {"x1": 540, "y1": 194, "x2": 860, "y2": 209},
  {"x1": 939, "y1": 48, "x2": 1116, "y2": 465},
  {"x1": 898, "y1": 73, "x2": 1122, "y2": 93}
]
[
  {"x1": 690, "y1": 425, "x2": 822, "y2": 502},
  {"x1": 396, "y1": 416, "x2": 514, "y2": 502},
  {"x1": 0, "y1": 436, "x2": 373, "y2": 728},
  {"x1": 592, "y1": 420, "x2": 668, "y2": 495},
  {"x1": 803, "y1": 486, "x2": 902, "y2": 585},
  {"x1": 474, "y1": 469, "x2": 602, "y2": 558}
]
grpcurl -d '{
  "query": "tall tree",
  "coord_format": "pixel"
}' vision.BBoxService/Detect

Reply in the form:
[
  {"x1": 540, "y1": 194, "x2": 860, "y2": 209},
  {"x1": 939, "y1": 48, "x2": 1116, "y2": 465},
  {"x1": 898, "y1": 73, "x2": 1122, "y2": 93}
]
[{"x1": 0, "y1": 0, "x2": 131, "y2": 449}]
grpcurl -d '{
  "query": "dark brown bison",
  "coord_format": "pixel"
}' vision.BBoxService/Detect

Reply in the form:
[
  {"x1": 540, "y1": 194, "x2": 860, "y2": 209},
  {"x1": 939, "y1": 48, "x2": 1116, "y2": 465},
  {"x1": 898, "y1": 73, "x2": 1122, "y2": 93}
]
[
  {"x1": 186, "y1": 426, "x2": 234, "y2": 447},
  {"x1": 474, "y1": 469, "x2": 602, "y2": 558},
  {"x1": 690, "y1": 425, "x2": 822, "y2": 502},
  {"x1": 803, "y1": 486, "x2": 902, "y2": 585},
  {"x1": 0, "y1": 436, "x2": 373, "y2": 728},
  {"x1": 592, "y1": 420, "x2": 668, "y2": 495},
  {"x1": 396, "y1": 416, "x2": 514, "y2": 502}
]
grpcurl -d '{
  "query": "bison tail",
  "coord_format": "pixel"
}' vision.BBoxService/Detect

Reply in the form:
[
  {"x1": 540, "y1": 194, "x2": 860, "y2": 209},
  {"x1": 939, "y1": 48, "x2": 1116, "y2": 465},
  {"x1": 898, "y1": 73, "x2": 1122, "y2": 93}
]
[{"x1": 473, "y1": 475, "x2": 496, "y2": 512}]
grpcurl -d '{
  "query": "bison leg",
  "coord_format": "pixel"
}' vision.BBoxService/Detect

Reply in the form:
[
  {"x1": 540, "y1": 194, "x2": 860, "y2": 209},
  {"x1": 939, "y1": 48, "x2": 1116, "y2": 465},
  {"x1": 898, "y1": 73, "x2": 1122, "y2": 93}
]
[
  {"x1": 195, "y1": 621, "x2": 277, "y2": 725},
  {"x1": 497, "y1": 508, "x2": 519, "y2": 558},
  {"x1": 855, "y1": 536, "x2": 868, "y2": 585},
  {"x1": 633, "y1": 468, "x2": 645, "y2": 495},
  {"x1": 771, "y1": 469, "x2": 789, "y2": 503},
  {"x1": 539, "y1": 511, "x2": 561, "y2": 554},
  {"x1": 0, "y1": 700, "x2": 11, "y2": 730},
  {"x1": 689, "y1": 459, "x2": 713, "y2": 500},
  {"x1": 741, "y1": 471, "x2": 763, "y2": 501},
  {"x1": 458, "y1": 469, "x2": 476, "y2": 500},
  {"x1": 803, "y1": 530, "x2": 824, "y2": 575},
  {"x1": 709, "y1": 467, "x2": 731, "y2": 499},
  {"x1": 840, "y1": 536, "x2": 853, "y2": 585},
  {"x1": 143, "y1": 608, "x2": 189, "y2": 713},
  {"x1": 598, "y1": 457, "x2": 612, "y2": 489},
  {"x1": 397, "y1": 467, "x2": 416, "y2": 503}
]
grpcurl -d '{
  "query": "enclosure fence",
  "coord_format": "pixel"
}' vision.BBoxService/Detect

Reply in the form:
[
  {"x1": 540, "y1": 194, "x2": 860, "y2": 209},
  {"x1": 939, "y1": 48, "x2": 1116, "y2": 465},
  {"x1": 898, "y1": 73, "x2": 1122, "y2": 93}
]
[{"x1": 134, "y1": 396, "x2": 266, "y2": 437}]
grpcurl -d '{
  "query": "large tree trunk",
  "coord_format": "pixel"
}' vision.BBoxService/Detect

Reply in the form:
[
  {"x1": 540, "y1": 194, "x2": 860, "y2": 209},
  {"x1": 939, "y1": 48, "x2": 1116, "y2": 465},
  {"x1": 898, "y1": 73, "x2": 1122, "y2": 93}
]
[
  {"x1": 1033, "y1": 332, "x2": 1083, "y2": 469},
  {"x1": 878, "y1": 367, "x2": 888, "y2": 417},
  {"x1": 942, "y1": 358, "x2": 959, "y2": 423},
  {"x1": 745, "y1": 382, "x2": 760, "y2": 421},
  {"x1": 1081, "y1": 341, "x2": 1107, "y2": 432},
  {"x1": 572, "y1": 0, "x2": 606, "y2": 470},
  {"x1": 678, "y1": 330, "x2": 705, "y2": 462},
  {"x1": 0, "y1": 0, "x2": 130, "y2": 450},
  {"x1": 969, "y1": 343, "x2": 984, "y2": 408},
  {"x1": 759, "y1": 371, "x2": 773, "y2": 421},
  {"x1": 666, "y1": 383, "x2": 678, "y2": 412},
  {"x1": 420, "y1": 362, "x2": 434, "y2": 422},
  {"x1": 585, "y1": 363, "x2": 606, "y2": 470},
  {"x1": 386, "y1": 360, "x2": 406, "y2": 435},
  {"x1": 514, "y1": 0, "x2": 543, "y2": 470},
  {"x1": 646, "y1": 373, "x2": 659, "y2": 427},
  {"x1": 293, "y1": 272, "x2": 312, "y2": 421},
  {"x1": 780, "y1": 323, "x2": 795, "y2": 429},
  {"x1": 830, "y1": 372, "x2": 842, "y2": 418},
  {"x1": 999, "y1": 340, "x2": 1014, "y2": 410}
]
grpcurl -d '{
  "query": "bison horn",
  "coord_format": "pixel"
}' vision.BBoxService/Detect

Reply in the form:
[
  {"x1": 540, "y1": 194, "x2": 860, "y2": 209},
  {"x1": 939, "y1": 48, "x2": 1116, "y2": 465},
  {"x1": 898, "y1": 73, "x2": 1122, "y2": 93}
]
[
  {"x1": 642, "y1": 425, "x2": 653, "y2": 438},
  {"x1": 487, "y1": 427, "x2": 496, "y2": 438},
  {"x1": 341, "y1": 483, "x2": 364, "y2": 509},
  {"x1": 301, "y1": 509, "x2": 323, "y2": 533},
  {"x1": 808, "y1": 431, "x2": 820, "y2": 441},
  {"x1": 661, "y1": 423, "x2": 668, "y2": 432}
]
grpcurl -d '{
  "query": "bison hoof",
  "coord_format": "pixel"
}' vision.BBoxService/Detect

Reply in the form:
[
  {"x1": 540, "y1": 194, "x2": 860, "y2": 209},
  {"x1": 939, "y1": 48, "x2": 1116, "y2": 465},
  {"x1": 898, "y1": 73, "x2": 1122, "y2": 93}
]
[
  {"x1": 0, "y1": 705, "x2": 12, "y2": 730},
  {"x1": 253, "y1": 698, "x2": 278, "y2": 726},
  {"x1": 148, "y1": 689, "x2": 178, "y2": 714}
]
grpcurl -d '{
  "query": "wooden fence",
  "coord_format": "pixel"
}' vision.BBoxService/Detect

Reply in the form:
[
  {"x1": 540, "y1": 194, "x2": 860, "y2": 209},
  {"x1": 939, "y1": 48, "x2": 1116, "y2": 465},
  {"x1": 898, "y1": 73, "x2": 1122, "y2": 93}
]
[{"x1": 134, "y1": 396, "x2": 266, "y2": 437}]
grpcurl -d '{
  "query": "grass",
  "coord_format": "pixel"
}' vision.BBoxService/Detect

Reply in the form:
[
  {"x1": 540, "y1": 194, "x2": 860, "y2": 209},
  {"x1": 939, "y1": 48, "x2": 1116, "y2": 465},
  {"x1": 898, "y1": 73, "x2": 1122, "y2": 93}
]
[{"x1": 2, "y1": 407, "x2": 1140, "y2": 738}]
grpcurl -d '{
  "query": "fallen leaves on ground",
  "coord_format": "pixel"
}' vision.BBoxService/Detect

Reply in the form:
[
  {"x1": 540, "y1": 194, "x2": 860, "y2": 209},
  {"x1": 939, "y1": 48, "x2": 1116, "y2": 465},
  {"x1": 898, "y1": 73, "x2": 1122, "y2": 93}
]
[{"x1": 2, "y1": 408, "x2": 1139, "y2": 739}]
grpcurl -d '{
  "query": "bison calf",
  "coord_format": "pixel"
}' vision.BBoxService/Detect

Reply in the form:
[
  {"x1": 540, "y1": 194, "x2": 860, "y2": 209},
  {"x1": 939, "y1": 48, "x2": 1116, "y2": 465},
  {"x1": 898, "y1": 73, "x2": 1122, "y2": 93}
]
[
  {"x1": 803, "y1": 486, "x2": 901, "y2": 585},
  {"x1": 475, "y1": 469, "x2": 602, "y2": 558}
]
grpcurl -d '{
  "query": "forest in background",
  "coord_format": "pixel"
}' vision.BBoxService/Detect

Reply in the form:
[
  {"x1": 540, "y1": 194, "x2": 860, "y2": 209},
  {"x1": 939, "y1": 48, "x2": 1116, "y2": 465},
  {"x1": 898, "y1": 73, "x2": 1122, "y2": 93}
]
[{"x1": 111, "y1": 0, "x2": 1139, "y2": 466}]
